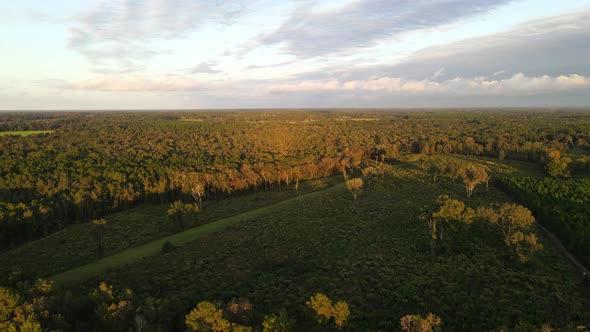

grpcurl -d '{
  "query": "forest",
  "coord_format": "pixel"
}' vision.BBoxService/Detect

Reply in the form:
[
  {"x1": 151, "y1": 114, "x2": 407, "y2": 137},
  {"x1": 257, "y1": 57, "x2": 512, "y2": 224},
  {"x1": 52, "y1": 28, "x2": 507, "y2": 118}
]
[{"x1": 1, "y1": 110, "x2": 590, "y2": 331}]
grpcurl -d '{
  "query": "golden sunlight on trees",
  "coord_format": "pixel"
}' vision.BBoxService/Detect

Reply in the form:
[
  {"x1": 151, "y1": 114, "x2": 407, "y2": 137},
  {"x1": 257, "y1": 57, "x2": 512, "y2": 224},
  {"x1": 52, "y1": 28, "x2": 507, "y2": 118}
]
[
  {"x1": 261, "y1": 313, "x2": 291, "y2": 332},
  {"x1": 460, "y1": 163, "x2": 489, "y2": 198},
  {"x1": 477, "y1": 203, "x2": 542, "y2": 263},
  {"x1": 362, "y1": 166, "x2": 376, "y2": 186},
  {"x1": 0, "y1": 280, "x2": 53, "y2": 332},
  {"x1": 544, "y1": 149, "x2": 572, "y2": 178},
  {"x1": 421, "y1": 195, "x2": 475, "y2": 256},
  {"x1": 346, "y1": 178, "x2": 364, "y2": 201},
  {"x1": 400, "y1": 313, "x2": 442, "y2": 332},
  {"x1": 185, "y1": 301, "x2": 231, "y2": 332},
  {"x1": 90, "y1": 282, "x2": 135, "y2": 331},
  {"x1": 190, "y1": 181, "x2": 206, "y2": 210},
  {"x1": 306, "y1": 293, "x2": 350, "y2": 330}
]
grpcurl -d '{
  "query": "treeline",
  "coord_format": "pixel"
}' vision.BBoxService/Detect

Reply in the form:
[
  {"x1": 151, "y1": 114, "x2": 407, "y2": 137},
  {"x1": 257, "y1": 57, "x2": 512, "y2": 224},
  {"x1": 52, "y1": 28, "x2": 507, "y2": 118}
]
[
  {"x1": 1, "y1": 280, "x2": 570, "y2": 332},
  {"x1": 1, "y1": 111, "x2": 589, "y2": 248},
  {"x1": 497, "y1": 176, "x2": 590, "y2": 266}
]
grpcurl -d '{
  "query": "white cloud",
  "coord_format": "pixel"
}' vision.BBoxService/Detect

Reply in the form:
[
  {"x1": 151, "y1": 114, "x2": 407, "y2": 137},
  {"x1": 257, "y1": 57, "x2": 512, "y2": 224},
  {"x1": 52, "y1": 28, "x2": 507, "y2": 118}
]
[
  {"x1": 67, "y1": 0, "x2": 247, "y2": 71},
  {"x1": 69, "y1": 76, "x2": 223, "y2": 91},
  {"x1": 269, "y1": 73, "x2": 590, "y2": 96}
]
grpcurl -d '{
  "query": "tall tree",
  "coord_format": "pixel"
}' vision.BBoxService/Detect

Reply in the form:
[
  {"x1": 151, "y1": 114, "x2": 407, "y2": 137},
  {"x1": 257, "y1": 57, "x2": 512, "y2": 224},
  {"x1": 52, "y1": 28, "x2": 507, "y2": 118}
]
[
  {"x1": 346, "y1": 178, "x2": 364, "y2": 201},
  {"x1": 477, "y1": 203, "x2": 542, "y2": 263},
  {"x1": 460, "y1": 163, "x2": 489, "y2": 198},
  {"x1": 421, "y1": 195, "x2": 475, "y2": 256},
  {"x1": 91, "y1": 218, "x2": 108, "y2": 257}
]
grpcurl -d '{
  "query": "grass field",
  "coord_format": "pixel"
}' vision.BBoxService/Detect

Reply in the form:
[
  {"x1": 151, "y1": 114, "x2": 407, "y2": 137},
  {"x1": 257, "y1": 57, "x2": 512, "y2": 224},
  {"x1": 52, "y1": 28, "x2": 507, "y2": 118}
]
[
  {"x1": 0, "y1": 177, "x2": 341, "y2": 280},
  {"x1": 0, "y1": 130, "x2": 54, "y2": 136},
  {"x1": 51, "y1": 182, "x2": 346, "y2": 285},
  {"x1": 69, "y1": 161, "x2": 589, "y2": 331}
]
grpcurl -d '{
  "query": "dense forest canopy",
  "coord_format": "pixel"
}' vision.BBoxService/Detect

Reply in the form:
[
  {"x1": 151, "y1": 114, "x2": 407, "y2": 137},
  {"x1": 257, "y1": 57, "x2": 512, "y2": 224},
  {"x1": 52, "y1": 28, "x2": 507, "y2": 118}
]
[
  {"x1": 1, "y1": 110, "x2": 589, "y2": 248},
  {"x1": 1, "y1": 110, "x2": 589, "y2": 332}
]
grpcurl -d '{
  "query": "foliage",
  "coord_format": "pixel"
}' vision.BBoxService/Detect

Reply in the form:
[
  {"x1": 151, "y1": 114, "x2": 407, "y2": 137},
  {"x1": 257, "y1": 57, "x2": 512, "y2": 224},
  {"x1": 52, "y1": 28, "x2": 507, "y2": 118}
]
[
  {"x1": 421, "y1": 195, "x2": 475, "y2": 255},
  {"x1": 345, "y1": 178, "x2": 363, "y2": 201},
  {"x1": 167, "y1": 201, "x2": 198, "y2": 230},
  {"x1": 90, "y1": 282, "x2": 135, "y2": 331},
  {"x1": 261, "y1": 313, "x2": 291, "y2": 332},
  {"x1": 477, "y1": 203, "x2": 541, "y2": 263},
  {"x1": 306, "y1": 293, "x2": 350, "y2": 330},
  {"x1": 45, "y1": 172, "x2": 589, "y2": 331},
  {"x1": 544, "y1": 149, "x2": 572, "y2": 178},
  {"x1": 2, "y1": 111, "x2": 588, "y2": 249},
  {"x1": 497, "y1": 176, "x2": 590, "y2": 265},
  {"x1": 0, "y1": 280, "x2": 53, "y2": 332},
  {"x1": 400, "y1": 313, "x2": 442, "y2": 332},
  {"x1": 161, "y1": 240, "x2": 175, "y2": 253},
  {"x1": 185, "y1": 301, "x2": 231, "y2": 332},
  {"x1": 0, "y1": 111, "x2": 589, "y2": 330},
  {"x1": 460, "y1": 163, "x2": 489, "y2": 198}
]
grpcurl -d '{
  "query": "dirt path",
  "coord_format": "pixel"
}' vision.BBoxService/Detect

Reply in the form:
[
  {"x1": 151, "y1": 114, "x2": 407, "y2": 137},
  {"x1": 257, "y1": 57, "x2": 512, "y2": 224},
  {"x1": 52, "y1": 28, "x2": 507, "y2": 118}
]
[{"x1": 537, "y1": 224, "x2": 589, "y2": 280}]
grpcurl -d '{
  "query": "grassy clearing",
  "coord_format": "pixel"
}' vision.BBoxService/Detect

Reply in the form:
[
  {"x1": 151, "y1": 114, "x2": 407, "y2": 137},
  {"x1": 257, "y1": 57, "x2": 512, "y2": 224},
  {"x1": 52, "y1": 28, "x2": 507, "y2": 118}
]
[
  {"x1": 0, "y1": 177, "x2": 341, "y2": 280},
  {"x1": 84, "y1": 164, "x2": 589, "y2": 331},
  {"x1": 0, "y1": 130, "x2": 54, "y2": 136},
  {"x1": 51, "y1": 182, "x2": 345, "y2": 285}
]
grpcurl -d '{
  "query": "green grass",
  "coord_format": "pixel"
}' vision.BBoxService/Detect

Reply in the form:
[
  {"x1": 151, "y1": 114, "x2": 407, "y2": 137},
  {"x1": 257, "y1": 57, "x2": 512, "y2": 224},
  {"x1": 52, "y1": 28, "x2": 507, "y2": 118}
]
[
  {"x1": 0, "y1": 130, "x2": 54, "y2": 136},
  {"x1": 0, "y1": 177, "x2": 341, "y2": 280},
  {"x1": 51, "y1": 182, "x2": 346, "y2": 285},
  {"x1": 76, "y1": 165, "x2": 589, "y2": 331}
]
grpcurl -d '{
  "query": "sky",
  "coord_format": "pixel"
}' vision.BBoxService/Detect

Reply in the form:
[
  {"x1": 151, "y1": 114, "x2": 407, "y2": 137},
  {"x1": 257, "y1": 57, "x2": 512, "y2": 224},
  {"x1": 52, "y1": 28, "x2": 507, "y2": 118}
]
[{"x1": 1, "y1": 0, "x2": 590, "y2": 110}]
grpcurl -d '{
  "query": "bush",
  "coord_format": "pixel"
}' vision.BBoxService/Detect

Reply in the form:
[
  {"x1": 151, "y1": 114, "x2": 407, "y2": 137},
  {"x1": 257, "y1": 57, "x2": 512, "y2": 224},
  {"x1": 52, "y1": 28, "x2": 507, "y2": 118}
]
[{"x1": 161, "y1": 240, "x2": 176, "y2": 253}]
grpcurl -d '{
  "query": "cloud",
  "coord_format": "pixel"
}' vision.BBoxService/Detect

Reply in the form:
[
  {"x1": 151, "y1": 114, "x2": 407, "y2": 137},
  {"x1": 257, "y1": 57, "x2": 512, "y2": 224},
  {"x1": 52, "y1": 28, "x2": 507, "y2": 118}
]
[
  {"x1": 258, "y1": 0, "x2": 512, "y2": 58},
  {"x1": 0, "y1": 8, "x2": 13, "y2": 22},
  {"x1": 68, "y1": 76, "x2": 222, "y2": 91},
  {"x1": 269, "y1": 73, "x2": 590, "y2": 96},
  {"x1": 287, "y1": 10, "x2": 590, "y2": 83},
  {"x1": 68, "y1": 0, "x2": 247, "y2": 71},
  {"x1": 247, "y1": 60, "x2": 296, "y2": 70},
  {"x1": 433, "y1": 68, "x2": 446, "y2": 79},
  {"x1": 191, "y1": 61, "x2": 221, "y2": 74}
]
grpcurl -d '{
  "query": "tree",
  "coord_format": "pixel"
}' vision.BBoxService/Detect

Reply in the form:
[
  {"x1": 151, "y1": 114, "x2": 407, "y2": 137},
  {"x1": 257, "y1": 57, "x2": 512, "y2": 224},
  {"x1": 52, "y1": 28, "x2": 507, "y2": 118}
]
[
  {"x1": 400, "y1": 313, "x2": 442, "y2": 332},
  {"x1": 167, "y1": 201, "x2": 198, "y2": 230},
  {"x1": 419, "y1": 159, "x2": 445, "y2": 183},
  {"x1": 460, "y1": 163, "x2": 488, "y2": 198},
  {"x1": 261, "y1": 312, "x2": 290, "y2": 332},
  {"x1": 477, "y1": 203, "x2": 542, "y2": 262},
  {"x1": 0, "y1": 282, "x2": 52, "y2": 332},
  {"x1": 185, "y1": 301, "x2": 231, "y2": 332},
  {"x1": 362, "y1": 166, "x2": 376, "y2": 186},
  {"x1": 544, "y1": 150, "x2": 571, "y2": 178},
  {"x1": 477, "y1": 203, "x2": 535, "y2": 244},
  {"x1": 346, "y1": 178, "x2": 364, "y2": 201},
  {"x1": 421, "y1": 195, "x2": 475, "y2": 256},
  {"x1": 91, "y1": 218, "x2": 107, "y2": 257},
  {"x1": 190, "y1": 181, "x2": 206, "y2": 210},
  {"x1": 306, "y1": 293, "x2": 349, "y2": 330},
  {"x1": 0, "y1": 287, "x2": 21, "y2": 328},
  {"x1": 331, "y1": 301, "x2": 350, "y2": 330},
  {"x1": 510, "y1": 231, "x2": 543, "y2": 263},
  {"x1": 90, "y1": 282, "x2": 136, "y2": 332}
]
